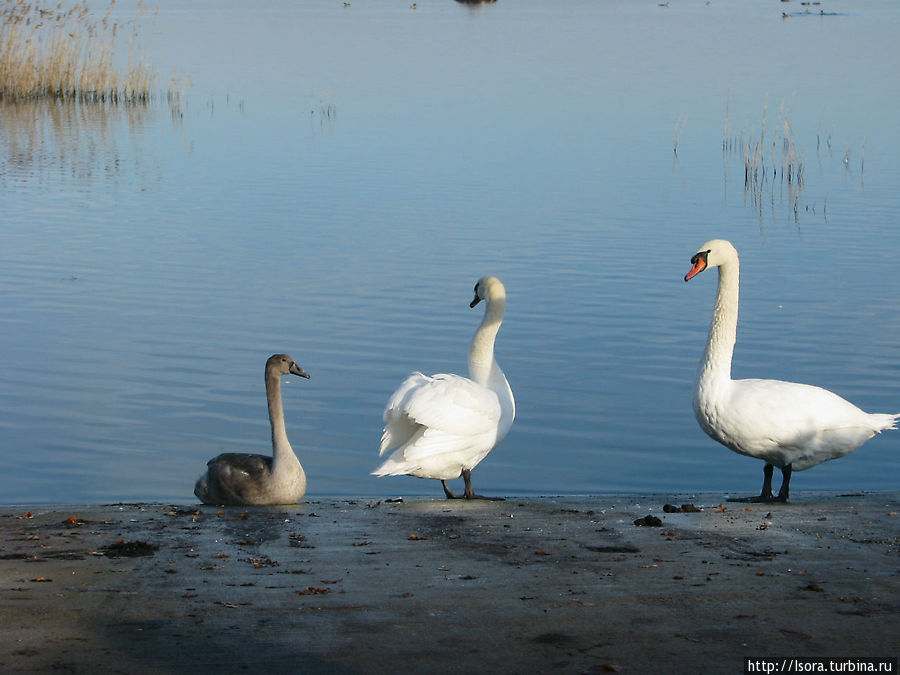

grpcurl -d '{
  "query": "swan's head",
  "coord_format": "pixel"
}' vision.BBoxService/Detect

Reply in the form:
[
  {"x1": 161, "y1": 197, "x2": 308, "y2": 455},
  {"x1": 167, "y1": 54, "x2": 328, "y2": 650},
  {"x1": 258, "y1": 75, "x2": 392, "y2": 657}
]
[
  {"x1": 470, "y1": 276, "x2": 505, "y2": 308},
  {"x1": 684, "y1": 239, "x2": 738, "y2": 281},
  {"x1": 266, "y1": 354, "x2": 310, "y2": 379}
]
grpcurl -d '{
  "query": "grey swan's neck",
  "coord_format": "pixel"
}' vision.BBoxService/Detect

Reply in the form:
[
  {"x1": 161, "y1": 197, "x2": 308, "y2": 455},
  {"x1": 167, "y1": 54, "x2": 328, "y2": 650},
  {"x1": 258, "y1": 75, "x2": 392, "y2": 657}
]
[
  {"x1": 266, "y1": 368, "x2": 294, "y2": 467},
  {"x1": 264, "y1": 355, "x2": 309, "y2": 469}
]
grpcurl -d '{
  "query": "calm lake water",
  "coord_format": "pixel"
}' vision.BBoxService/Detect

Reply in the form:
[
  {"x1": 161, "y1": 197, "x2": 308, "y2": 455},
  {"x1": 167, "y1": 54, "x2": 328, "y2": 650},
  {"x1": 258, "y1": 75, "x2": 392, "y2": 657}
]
[{"x1": 2, "y1": 0, "x2": 899, "y2": 504}]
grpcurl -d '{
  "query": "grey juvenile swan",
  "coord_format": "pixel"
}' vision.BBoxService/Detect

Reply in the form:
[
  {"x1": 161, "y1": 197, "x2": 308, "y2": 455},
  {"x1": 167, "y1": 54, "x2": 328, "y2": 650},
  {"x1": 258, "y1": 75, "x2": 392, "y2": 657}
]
[{"x1": 194, "y1": 354, "x2": 310, "y2": 506}]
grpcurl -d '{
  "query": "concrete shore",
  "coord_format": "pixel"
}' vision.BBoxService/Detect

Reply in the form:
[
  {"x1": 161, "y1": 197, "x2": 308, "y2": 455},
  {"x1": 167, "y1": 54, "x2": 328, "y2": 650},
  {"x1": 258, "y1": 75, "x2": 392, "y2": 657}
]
[{"x1": 2, "y1": 492, "x2": 899, "y2": 673}]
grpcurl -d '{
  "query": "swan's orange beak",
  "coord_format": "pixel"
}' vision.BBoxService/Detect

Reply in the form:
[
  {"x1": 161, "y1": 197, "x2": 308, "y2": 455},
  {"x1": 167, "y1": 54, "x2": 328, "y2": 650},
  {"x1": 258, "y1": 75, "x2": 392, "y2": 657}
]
[{"x1": 684, "y1": 252, "x2": 708, "y2": 282}]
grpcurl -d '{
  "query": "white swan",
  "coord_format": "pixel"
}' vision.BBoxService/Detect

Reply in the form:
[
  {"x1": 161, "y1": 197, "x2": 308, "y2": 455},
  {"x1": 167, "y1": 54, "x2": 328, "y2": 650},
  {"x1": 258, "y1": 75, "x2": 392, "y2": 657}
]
[
  {"x1": 685, "y1": 239, "x2": 898, "y2": 501},
  {"x1": 374, "y1": 276, "x2": 515, "y2": 499},
  {"x1": 194, "y1": 354, "x2": 310, "y2": 506}
]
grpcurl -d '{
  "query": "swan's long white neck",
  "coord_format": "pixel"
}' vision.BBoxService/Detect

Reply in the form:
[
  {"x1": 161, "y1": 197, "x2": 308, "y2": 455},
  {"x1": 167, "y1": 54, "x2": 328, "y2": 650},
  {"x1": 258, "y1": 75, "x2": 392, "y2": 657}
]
[
  {"x1": 266, "y1": 370, "x2": 296, "y2": 468},
  {"x1": 468, "y1": 292, "x2": 506, "y2": 388},
  {"x1": 697, "y1": 256, "x2": 739, "y2": 388}
]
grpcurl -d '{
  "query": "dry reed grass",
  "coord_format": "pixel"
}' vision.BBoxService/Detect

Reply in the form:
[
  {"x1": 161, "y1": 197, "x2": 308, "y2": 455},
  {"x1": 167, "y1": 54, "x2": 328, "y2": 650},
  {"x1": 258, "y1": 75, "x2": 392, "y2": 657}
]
[
  {"x1": 722, "y1": 96, "x2": 806, "y2": 221},
  {"x1": 720, "y1": 96, "x2": 869, "y2": 227},
  {"x1": 0, "y1": 0, "x2": 157, "y2": 102},
  {"x1": 723, "y1": 96, "x2": 804, "y2": 190}
]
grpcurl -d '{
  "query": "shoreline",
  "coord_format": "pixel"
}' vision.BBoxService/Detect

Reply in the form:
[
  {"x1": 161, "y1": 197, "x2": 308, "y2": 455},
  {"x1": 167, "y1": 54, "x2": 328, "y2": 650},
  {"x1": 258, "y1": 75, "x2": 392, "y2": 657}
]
[{"x1": 2, "y1": 492, "x2": 899, "y2": 673}]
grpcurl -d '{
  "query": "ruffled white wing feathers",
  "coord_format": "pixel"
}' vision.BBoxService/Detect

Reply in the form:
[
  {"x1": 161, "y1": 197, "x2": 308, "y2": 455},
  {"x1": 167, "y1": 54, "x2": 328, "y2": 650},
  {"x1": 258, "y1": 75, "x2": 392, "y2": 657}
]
[{"x1": 375, "y1": 372, "x2": 503, "y2": 478}]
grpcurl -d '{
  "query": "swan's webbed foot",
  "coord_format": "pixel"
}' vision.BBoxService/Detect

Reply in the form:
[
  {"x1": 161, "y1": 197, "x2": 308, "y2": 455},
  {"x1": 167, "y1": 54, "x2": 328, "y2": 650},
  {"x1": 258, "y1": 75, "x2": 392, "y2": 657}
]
[
  {"x1": 727, "y1": 492, "x2": 786, "y2": 503},
  {"x1": 746, "y1": 493, "x2": 786, "y2": 504},
  {"x1": 727, "y1": 494, "x2": 775, "y2": 503},
  {"x1": 441, "y1": 471, "x2": 504, "y2": 501}
]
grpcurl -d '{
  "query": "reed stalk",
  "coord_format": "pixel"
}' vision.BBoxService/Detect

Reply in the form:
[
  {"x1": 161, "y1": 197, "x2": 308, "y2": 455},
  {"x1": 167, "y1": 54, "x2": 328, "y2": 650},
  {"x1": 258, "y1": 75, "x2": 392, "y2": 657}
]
[{"x1": 673, "y1": 111, "x2": 687, "y2": 156}]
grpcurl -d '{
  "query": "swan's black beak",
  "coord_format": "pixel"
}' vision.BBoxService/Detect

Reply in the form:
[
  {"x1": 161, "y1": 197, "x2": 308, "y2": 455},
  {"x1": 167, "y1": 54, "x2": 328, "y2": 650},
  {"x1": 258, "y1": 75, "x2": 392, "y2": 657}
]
[
  {"x1": 290, "y1": 364, "x2": 311, "y2": 379},
  {"x1": 684, "y1": 251, "x2": 709, "y2": 282},
  {"x1": 470, "y1": 292, "x2": 482, "y2": 308}
]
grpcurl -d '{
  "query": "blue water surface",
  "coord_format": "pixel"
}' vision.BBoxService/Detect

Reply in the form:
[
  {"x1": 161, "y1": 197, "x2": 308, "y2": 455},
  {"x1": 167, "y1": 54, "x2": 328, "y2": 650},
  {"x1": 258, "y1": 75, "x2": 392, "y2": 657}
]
[{"x1": 1, "y1": 0, "x2": 898, "y2": 503}]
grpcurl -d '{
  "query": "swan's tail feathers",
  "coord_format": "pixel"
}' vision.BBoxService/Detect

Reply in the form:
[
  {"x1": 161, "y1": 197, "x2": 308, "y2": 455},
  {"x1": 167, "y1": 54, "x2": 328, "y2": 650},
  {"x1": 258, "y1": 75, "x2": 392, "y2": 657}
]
[
  {"x1": 874, "y1": 413, "x2": 900, "y2": 432},
  {"x1": 379, "y1": 414, "x2": 421, "y2": 456},
  {"x1": 373, "y1": 426, "x2": 427, "y2": 477},
  {"x1": 379, "y1": 372, "x2": 431, "y2": 456},
  {"x1": 863, "y1": 412, "x2": 899, "y2": 435},
  {"x1": 372, "y1": 454, "x2": 420, "y2": 477},
  {"x1": 379, "y1": 428, "x2": 394, "y2": 456}
]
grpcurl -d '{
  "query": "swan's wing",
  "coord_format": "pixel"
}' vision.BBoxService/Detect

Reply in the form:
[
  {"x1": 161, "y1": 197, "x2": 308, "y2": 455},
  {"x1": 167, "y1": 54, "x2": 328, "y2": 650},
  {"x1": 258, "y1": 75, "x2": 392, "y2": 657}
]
[
  {"x1": 401, "y1": 373, "x2": 501, "y2": 434},
  {"x1": 196, "y1": 453, "x2": 273, "y2": 505},
  {"x1": 206, "y1": 453, "x2": 272, "y2": 478},
  {"x1": 381, "y1": 373, "x2": 501, "y2": 449},
  {"x1": 377, "y1": 373, "x2": 502, "y2": 474},
  {"x1": 723, "y1": 379, "x2": 894, "y2": 464},
  {"x1": 731, "y1": 380, "x2": 872, "y2": 428}
]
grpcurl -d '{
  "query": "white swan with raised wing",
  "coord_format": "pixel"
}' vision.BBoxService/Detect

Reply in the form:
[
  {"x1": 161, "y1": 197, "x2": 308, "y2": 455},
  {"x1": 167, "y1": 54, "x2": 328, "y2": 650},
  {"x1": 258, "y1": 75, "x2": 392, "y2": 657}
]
[{"x1": 374, "y1": 276, "x2": 515, "y2": 499}]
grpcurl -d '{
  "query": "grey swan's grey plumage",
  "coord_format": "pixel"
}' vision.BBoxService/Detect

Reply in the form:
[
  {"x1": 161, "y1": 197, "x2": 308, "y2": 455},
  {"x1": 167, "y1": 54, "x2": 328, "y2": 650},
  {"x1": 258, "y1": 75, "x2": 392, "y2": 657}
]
[
  {"x1": 685, "y1": 239, "x2": 898, "y2": 502},
  {"x1": 194, "y1": 354, "x2": 310, "y2": 506},
  {"x1": 373, "y1": 276, "x2": 515, "y2": 500}
]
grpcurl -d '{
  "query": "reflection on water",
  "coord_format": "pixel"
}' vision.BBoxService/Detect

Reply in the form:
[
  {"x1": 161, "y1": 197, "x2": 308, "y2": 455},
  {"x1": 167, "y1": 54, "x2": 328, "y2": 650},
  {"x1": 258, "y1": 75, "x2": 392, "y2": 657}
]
[
  {"x1": 1, "y1": 0, "x2": 899, "y2": 504},
  {"x1": 0, "y1": 98, "x2": 183, "y2": 190}
]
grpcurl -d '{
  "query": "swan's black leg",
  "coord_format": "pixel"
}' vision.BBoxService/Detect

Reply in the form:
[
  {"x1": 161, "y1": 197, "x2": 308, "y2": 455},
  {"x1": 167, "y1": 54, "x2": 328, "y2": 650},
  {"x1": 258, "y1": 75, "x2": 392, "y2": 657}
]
[
  {"x1": 461, "y1": 469, "x2": 504, "y2": 501},
  {"x1": 728, "y1": 463, "x2": 780, "y2": 503},
  {"x1": 463, "y1": 470, "x2": 476, "y2": 499},
  {"x1": 442, "y1": 480, "x2": 463, "y2": 499},
  {"x1": 775, "y1": 464, "x2": 792, "y2": 502},
  {"x1": 748, "y1": 464, "x2": 790, "y2": 503},
  {"x1": 756, "y1": 463, "x2": 775, "y2": 501}
]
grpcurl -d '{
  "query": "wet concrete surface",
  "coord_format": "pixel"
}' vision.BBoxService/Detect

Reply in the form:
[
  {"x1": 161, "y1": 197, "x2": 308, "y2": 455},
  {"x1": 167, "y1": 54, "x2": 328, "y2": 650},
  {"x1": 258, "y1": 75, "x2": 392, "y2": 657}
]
[{"x1": 1, "y1": 492, "x2": 899, "y2": 673}]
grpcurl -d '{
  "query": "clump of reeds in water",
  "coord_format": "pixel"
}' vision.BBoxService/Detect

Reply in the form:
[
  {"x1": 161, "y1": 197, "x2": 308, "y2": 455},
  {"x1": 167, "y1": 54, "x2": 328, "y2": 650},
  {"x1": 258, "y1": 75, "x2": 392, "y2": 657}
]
[
  {"x1": 723, "y1": 98, "x2": 804, "y2": 189},
  {"x1": 723, "y1": 97, "x2": 805, "y2": 220},
  {"x1": 0, "y1": 0, "x2": 156, "y2": 103}
]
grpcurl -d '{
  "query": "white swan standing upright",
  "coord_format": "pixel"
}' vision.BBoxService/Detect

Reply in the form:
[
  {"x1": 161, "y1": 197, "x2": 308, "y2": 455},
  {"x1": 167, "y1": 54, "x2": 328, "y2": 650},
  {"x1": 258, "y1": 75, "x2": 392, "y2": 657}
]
[
  {"x1": 684, "y1": 239, "x2": 898, "y2": 501},
  {"x1": 374, "y1": 276, "x2": 515, "y2": 499},
  {"x1": 194, "y1": 354, "x2": 310, "y2": 506}
]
